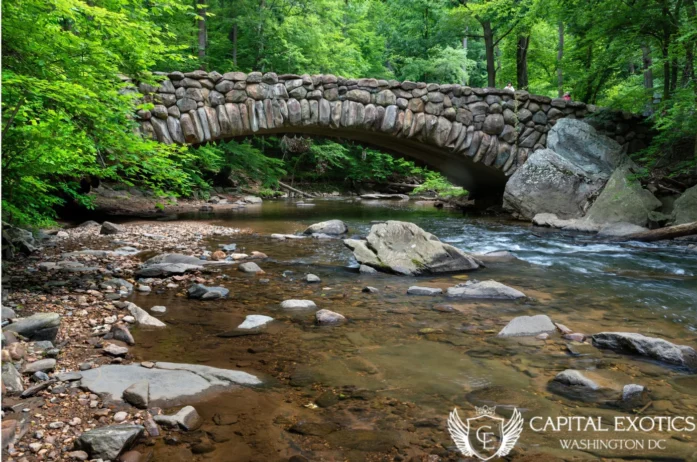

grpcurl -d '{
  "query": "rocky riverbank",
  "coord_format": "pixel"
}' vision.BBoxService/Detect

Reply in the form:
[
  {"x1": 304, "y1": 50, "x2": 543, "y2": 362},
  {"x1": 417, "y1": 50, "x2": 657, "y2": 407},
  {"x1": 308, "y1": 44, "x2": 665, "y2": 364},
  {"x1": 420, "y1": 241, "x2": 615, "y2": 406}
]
[
  {"x1": 1, "y1": 221, "x2": 258, "y2": 461},
  {"x1": 3, "y1": 215, "x2": 697, "y2": 461}
]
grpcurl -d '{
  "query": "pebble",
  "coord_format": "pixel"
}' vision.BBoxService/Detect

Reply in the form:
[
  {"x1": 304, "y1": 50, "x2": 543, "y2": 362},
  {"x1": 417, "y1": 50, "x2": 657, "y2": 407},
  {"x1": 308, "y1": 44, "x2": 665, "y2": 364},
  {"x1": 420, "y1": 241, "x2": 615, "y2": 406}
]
[
  {"x1": 113, "y1": 411, "x2": 128, "y2": 422},
  {"x1": 362, "y1": 286, "x2": 379, "y2": 293},
  {"x1": 150, "y1": 305, "x2": 167, "y2": 313}
]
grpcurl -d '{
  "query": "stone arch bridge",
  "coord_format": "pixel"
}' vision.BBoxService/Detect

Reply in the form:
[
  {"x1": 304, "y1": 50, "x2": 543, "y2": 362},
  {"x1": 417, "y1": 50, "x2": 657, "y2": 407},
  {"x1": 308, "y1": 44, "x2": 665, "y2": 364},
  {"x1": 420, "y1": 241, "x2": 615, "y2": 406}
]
[{"x1": 135, "y1": 70, "x2": 649, "y2": 193}]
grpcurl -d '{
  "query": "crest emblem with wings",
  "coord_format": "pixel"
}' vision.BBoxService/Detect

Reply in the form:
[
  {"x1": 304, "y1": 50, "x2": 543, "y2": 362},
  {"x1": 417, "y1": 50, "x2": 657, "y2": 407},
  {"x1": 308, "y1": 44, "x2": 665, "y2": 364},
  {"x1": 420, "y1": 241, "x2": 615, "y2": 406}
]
[{"x1": 447, "y1": 405, "x2": 524, "y2": 461}]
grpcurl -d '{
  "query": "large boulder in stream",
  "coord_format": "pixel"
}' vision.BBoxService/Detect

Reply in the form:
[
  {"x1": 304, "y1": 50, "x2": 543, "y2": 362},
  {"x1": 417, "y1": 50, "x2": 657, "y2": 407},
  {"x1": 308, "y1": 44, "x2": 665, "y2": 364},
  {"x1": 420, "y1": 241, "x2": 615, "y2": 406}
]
[
  {"x1": 503, "y1": 119, "x2": 624, "y2": 220},
  {"x1": 671, "y1": 184, "x2": 697, "y2": 225},
  {"x1": 303, "y1": 219, "x2": 348, "y2": 235},
  {"x1": 343, "y1": 221, "x2": 480, "y2": 276},
  {"x1": 583, "y1": 166, "x2": 662, "y2": 226}
]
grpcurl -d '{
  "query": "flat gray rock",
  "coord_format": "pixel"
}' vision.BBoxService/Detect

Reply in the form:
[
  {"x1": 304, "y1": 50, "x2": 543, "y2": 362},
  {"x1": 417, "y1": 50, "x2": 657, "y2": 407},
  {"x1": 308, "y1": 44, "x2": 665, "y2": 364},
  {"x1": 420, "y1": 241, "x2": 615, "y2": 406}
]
[
  {"x1": 238, "y1": 262, "x2": 263, "y2": 273},
  {"x1": 238, "y1": 315, "x2": 273, "y2": 329},
  {"x1": 136, "y1": 262, "x2": 203, "y2": 277},
  {"x1": 591, "y1": 332, "x2": 697, "y2": 372},
  {"x1": 407, "y1": 286, "x2": 443, "y2": 296},
  {"x1": 22, "y1": 359, "x2": 56, "y2": 374},
  {"x1": 446, "y1": 280, "x2": 525, "y2": 299},
  {"x1": 75, "y1": 425, "x2": 143, "y2": 460},
  {"x1": 5, "y1": 312, "x2": 60, "y2": 341},
  {"x1": 80, "y1": 362, "x2": 261, "y2": 407},
  {"x1": 498, "y1": 315, "x2": 556, "y2": 337}
]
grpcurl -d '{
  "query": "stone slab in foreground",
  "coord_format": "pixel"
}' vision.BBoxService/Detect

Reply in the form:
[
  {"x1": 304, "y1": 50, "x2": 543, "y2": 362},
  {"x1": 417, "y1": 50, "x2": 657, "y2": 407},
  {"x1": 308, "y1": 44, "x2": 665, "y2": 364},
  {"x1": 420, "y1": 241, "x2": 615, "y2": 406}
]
[{"x1": 80, "y1": 362, "x2": 261, "y2": 407}]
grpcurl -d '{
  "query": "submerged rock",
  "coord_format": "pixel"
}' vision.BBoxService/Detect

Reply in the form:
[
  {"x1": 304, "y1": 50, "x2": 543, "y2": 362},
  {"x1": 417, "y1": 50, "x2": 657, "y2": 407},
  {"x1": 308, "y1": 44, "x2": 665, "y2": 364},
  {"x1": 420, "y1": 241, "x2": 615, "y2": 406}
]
[
  {"x1": 305, "y1": 274, "x2": 321, "y2": 283},
  {"x1": 187, "y1": 283, "x2": 229, "y2": 300},
  {"x1": 75, "y1": 425, "x2": 143, "y2": 460},
  {"x1": 591, "y1": 332, "x2": 697, "y2": 372},
  {"x1": 359, "y1": 264, "x2": 378, "y2": 275},
  {"x1": 124, "y1": 303, "x2": 166, "y2": 327},
  {"x1": 136, "y1": 262, "x2": 203, "y2": 278},
  {"x1": 498, "y1": 315, "x2": 556, "y2": 337},
  {"x1": 316, "y1": 309, "x2": 346, "y2": 325},
  {"x1": 79, "y1": 362, "x2": 261, "y2": 407},
  {"x1": 238, "y1": 262, "x2": 264, "y2": 273},
  {"x1": 344, "y1": 221, "x2": 480, "y2": 276},
  {"x1": 303, "y1": 220, "x2": 348, "y2": 235},
  {"x1": 553, "y1": 369, "x2": 599, "y2": 390},
  {"x1": 446, "y1": 280, "x2": 525, "y2": 299},
  {"x1": 281, "y1": 299, "x2": 317, "y2": 310},
  {"x1": 597, "y1": 222, "x2": 648, "y2": 237},
  {"x1": 360, "y1": 193, "x2": 409, "y2": 201},
  {"x1": 407, "y1": 286, "x2": 443, "y2": 296},
  {"x1": 237, "y1": 315, "x2": 273, "y2": 329}
]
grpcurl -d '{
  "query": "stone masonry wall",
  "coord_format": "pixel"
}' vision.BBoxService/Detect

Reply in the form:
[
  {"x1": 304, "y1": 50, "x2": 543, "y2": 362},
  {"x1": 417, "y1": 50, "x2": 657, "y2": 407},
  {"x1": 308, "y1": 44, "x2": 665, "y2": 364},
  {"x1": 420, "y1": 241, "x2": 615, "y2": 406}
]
[{"x1": 134, "y1": 70, "x2": 650, "y2": 177}]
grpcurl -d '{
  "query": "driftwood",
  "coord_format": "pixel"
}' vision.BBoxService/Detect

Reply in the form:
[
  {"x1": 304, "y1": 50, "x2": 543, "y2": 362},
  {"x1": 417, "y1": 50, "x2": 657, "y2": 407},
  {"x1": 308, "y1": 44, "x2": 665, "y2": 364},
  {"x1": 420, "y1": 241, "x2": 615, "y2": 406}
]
[
  {"x1": 278, "y1": 181, "x2": 315, "y2": 198},
  {"x1": 620, "y1": 221, "x2": 697, "y2": 242}
]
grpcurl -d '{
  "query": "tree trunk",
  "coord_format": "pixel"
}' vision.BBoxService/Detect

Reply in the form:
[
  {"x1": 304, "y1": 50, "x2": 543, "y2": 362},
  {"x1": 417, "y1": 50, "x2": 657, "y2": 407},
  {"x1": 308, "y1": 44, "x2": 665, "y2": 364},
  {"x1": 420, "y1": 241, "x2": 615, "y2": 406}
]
[
  {"x1": 557, "y1": 21, "x2": 564, "y2": 97},
  {"x1": 642, "y1": 44, "x2": 654, "y2": 89},
  {"x1": 231, "y1": 24, "x2": 238, "y2": 66},
  {"x1": 197, "y1": 1, "x2": 206, "y2": 68},
  {"x1": 462, "y1": 26, "x2": 469, "y2": 85},
  {"x1": 516, "y1": 35, "x2": 529, "y2": 90},
  {"x1": 684, "y1": 0, "x2": 696, "y2": 86},
  {"x1": 619, "y1": 221, "x2": 697, "y2": 242},
  {"x1": 482, "y1": 20, "x2": 496, "y2": 87}
]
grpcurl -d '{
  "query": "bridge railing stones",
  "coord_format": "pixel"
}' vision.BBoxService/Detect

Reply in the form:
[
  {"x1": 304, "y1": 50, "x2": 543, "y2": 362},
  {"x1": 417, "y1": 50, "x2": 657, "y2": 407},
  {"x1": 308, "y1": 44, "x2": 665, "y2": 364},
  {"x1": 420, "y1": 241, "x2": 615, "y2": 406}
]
[{"x1": 134, "y1": 70, "x2": 650, "y2": 177}]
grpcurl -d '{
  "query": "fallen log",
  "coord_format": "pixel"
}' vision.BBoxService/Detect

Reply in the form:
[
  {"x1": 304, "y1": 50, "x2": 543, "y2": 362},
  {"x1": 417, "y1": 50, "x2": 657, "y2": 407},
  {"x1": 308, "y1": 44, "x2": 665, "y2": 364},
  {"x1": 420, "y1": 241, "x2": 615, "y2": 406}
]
[
  {"x1": 278, "y1": 181, "x2": 315, "y2": 198},
  {"x1": 620, "y1": 221, "x2": 697, "y2": 242}
]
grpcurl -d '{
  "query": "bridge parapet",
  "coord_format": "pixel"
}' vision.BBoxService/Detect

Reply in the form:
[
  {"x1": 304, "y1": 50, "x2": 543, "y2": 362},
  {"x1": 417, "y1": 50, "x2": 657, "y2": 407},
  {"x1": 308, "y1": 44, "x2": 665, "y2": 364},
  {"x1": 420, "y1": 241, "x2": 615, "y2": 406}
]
[{"x1": 134, "y1": 70, "x2": 650, "y2": 178}]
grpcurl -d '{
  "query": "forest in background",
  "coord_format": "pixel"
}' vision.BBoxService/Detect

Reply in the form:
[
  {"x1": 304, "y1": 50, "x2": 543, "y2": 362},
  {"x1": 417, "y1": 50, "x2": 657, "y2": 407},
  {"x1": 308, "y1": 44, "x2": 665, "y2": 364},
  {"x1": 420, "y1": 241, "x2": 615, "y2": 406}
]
[{"x1": 2, "y1": 0, "x2": 696, "y2": 226}]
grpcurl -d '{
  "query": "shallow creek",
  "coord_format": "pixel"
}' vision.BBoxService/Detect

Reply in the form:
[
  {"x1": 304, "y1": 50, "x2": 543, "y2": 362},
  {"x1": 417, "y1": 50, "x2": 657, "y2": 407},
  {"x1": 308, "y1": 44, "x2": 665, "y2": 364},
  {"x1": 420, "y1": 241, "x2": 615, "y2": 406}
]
[{"x1": 128, "y1": 199, "x2": 697, "y2": 461}]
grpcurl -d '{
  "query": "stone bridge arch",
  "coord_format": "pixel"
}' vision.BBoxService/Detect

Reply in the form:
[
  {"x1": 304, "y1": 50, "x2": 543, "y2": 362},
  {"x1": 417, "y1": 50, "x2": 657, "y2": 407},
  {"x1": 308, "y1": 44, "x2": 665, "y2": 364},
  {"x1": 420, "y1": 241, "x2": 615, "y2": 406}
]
[{"x1": 136, "y1": 70, "x2": 649, "y2": 193}]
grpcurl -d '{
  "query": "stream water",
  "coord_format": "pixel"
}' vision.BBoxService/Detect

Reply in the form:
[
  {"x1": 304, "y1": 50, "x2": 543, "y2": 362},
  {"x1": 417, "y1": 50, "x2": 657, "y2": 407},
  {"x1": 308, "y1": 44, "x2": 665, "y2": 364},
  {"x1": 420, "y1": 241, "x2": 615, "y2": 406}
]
[{"x1": 128, "y1": 199, "x2": 697, "y2": 461}]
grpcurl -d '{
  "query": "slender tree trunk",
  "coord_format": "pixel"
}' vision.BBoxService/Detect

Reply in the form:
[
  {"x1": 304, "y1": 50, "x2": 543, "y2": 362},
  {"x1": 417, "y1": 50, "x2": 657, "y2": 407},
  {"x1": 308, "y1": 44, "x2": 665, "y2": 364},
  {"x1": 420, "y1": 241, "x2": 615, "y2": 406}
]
[
  {"x1": 662, "y1": 43, "x2": 671, "y2": 100},
  {"x1": 670, "y1": 58, "x2": 679, "y2": 91},
  {"x1": 516, "y1": 35, "x2": 529, "y2": 90},
  {"x1": 482, "y1": 20, "x2": 496, "y2": 87},
  {"x1": 557, "y1": 21, "x2": 564, "y2": 97},
  {"x1": 684, "y1": 0, "x2": 696, "y2": 86},
  {"x1": 462, "y1": 27, "x2": 469, "y2": 85},
  {"x1": 642, "y1": 44, "x2": 654, "y2": 89},
  {"x1": 197, "y1": 1, "x2": 206, "y2": 69},
  {"x1": 662, "y1": 1, "x2": 671, "y2": 100},
  {"x1": 255, "y1": 0, "x2": 266, "y2": 70},
  {"x1": 229, "y1": 23, "x2": 238, "y2": 66}
]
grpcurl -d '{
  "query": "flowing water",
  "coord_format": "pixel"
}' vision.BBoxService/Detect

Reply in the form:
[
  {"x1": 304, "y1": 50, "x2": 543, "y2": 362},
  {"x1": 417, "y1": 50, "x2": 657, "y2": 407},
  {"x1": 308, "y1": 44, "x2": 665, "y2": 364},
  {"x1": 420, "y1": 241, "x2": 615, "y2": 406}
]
[{"x1": 128, "y1": 199, "x2": 697, "y2": 461}]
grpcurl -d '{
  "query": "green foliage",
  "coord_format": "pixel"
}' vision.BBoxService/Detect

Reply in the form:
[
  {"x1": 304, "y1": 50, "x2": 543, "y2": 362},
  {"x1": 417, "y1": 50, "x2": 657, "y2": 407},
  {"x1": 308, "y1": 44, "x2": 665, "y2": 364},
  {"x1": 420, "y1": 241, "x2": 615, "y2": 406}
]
[
  {"x1": 413, "y1": 174, "x2": 469, "y2": 199},
  {"x1": 1, "y1": 0, "x2": 195, "y2": 226}
]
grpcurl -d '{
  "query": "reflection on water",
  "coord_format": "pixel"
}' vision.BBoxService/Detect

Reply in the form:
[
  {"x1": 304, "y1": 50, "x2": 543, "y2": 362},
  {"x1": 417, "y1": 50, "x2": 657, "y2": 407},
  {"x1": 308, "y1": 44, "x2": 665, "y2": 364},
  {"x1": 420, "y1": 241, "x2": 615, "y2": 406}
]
[{"x1": 132, "y1": 199, "x2": 697, "y2": 460}]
